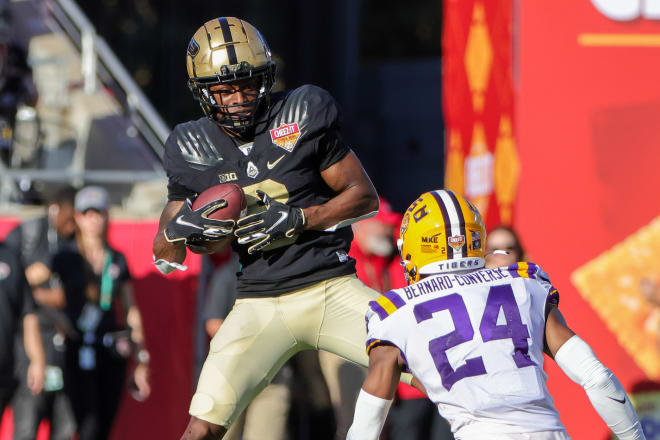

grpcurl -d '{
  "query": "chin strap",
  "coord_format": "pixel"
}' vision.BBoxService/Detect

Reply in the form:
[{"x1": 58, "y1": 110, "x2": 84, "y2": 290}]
[{"x1": 555, "y1": 335, "x2": 645, "y2": 440}]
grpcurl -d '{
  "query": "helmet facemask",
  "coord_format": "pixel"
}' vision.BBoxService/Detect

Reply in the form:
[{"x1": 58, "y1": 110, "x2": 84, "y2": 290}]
[{"x1": 188, "y1": 62, "x2": 275, "y2": 133}]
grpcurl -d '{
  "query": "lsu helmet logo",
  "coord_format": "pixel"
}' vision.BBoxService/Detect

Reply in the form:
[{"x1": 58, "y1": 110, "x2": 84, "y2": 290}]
[{"x1": 270, "y1": 123, "x2": 301, "y2": 152}]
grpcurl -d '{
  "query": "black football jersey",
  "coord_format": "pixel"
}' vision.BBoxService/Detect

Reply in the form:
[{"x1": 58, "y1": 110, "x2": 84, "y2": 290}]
[{"x1": 164, "y1": 85, "x2": 358, "y2": 297}]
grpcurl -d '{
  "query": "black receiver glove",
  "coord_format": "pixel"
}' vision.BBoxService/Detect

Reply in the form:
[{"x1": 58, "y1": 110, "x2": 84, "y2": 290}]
[
  {"x1": 164, "y1": 199, "x2": 235, "y2": 245},
  {"x1": 234, "y1": 190, "x2": 306, "y2": 254}
]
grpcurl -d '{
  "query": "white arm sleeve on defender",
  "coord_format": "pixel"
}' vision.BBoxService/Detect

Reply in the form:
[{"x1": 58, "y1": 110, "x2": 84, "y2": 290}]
[
  {"x1": 346, "y1": 389, "x2": 393, "y2": 440},
  {"x1": 554, "y1": 335, "x2": 646, "y2": 440}
]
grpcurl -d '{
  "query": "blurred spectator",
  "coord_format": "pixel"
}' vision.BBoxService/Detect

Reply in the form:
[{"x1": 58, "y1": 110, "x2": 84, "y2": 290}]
[
  {"x1": 316, "y1": 198, "x2": 402, "y2": 439},
  {"x1": 351, "y1": 198, "x2": 401, "y2": 291},
  {"x1": 4, "y1": 186, "x2": 77, "y2": 439},
  {"x1": 0, "y1": 4, "x2": 38, "y2": 166},
  {"x1": 288, "y1": 351, "x2": 336, "y2": 440},
  {"x1": 0, "y1": 241, "x2": 45, "y2": 419},
  {"x1": 50, "y1": 186, "x2": 151, "y2": 440},
  {"x1": 485, "y1": 225, "x2": 527, "y2": 268}
]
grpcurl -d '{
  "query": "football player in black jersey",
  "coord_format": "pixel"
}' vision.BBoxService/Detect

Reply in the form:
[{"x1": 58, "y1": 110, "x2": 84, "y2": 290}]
[{"x1": 151, "y1": 17, "x2": 414, "y2": 439}]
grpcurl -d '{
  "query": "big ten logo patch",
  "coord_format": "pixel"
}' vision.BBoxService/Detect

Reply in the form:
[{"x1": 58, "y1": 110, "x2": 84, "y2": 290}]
[{"x1": 218, "y1": 172, "x2": 238, "y2": 183}]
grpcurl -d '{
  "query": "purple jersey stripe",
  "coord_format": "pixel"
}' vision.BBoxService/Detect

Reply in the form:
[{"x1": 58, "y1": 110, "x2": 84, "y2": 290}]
[
  {"x1": 384, "y1": 291, "x2": 405, "y2": 309},
  {"x1": 527, "y1": 262, "x2": 538, "y2": 278},
  {"x1": 369, "y1": 300, "x2": 389, "y2": 320},
  {"x1": 507, "y1": 263, "x2": 521, "y2": 278},
  {"x1": 546, "y1": 286, "x2": 560, "y2": 306}
]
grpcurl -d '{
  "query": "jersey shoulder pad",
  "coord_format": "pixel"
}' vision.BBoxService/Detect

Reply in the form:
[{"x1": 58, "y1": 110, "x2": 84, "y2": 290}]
[
  {"x1": 274, "y1": 85, "x2": 341, "y2": 135},
  {"x1": 367, "y1": 290, "x2": 407, "y2": 322},
  {"x1": 505, "y1": 261, "x2": 559, "y2": 307},
  {"x1": 165, "y1": 118, "x2": 223, "y2": 171},
  {"x1": 365, "y1": 291, "x2": 408, "y2": 357}
]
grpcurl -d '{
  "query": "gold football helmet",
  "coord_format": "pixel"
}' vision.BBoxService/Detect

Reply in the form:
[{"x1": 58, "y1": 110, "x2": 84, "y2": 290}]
[
  {"x1": 186, "y1": 17, "x2": 276, "y2": 131},
  {"x1": 398, "y1": 190, "x2": 486, "y2": 283}
]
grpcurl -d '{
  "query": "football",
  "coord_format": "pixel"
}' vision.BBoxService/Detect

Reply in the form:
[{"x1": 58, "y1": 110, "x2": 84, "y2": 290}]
[{"x1": 192, "y1": 183, "x2": 246, "y2": 221}]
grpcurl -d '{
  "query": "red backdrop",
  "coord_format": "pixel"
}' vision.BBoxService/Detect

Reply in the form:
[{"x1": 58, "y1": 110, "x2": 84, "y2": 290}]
[
  {"x1": 517, "y1": 1, "x2": 660, "y2": 438},
  {"x1": 0, "y1": 217, "x2": 202, "y2": 440},
  {"x1": 444, "y1": 0, "x2": 660, "y2": 438}
]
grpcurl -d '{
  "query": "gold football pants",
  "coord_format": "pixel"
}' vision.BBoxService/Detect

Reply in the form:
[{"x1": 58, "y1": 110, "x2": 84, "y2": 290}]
[{"x1": 189, "y1": 274, "x2": 411, "y2": 427}]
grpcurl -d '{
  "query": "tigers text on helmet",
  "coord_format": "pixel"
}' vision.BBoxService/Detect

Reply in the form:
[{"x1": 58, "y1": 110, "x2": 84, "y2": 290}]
[
  {"x1": 398, "y1": 190, "x2": 486, "y2": 284},
  {"x1": 186, "y1": 17, "x2": 276, "y2": 132}
]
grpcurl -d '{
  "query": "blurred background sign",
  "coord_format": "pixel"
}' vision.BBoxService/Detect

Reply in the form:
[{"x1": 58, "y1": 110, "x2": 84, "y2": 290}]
[{"x1": 444, "y1": 0, "x2": 660, "y2": 438}]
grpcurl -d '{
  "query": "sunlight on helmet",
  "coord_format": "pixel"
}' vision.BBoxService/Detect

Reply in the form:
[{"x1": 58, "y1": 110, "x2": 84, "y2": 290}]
[
  {"x1": 398, "y1": 190, "x2": 486, "y2": 283},
  {"x1": 186, "y1": 17, "x2": 276, "y2": 133}
]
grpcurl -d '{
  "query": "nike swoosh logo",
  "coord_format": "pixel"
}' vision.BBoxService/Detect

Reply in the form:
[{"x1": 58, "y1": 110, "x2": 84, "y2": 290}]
[
  {"x1": 607, "y1": 395, "x2": 626, "y2": 404},
  {"x1": 176, "y1": 216, "x2": 204, "y2": 230},
  {"x1": 267, "y1": 155, "x2": 285, "y2": 169},
  {"x1": 265, "y1": 211, "x2": 288, "y2": 233}
]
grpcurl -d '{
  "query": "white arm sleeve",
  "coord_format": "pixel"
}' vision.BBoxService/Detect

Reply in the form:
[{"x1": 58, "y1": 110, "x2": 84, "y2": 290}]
[
  {"x1": 554, "y1": 335, "x2": 646, "y2": 440},
  {"x1": 324, "y1": 210, "x2": 378, "y2": 232},
  {"x1": 153, "y1": 256, "x2": 188, "y2": 275},
  {"x1": 346, "y1": 389, "x2": 393, "y2": 440}
]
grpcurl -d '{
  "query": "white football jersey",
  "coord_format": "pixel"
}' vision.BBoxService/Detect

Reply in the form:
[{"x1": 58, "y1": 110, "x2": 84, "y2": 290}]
[{"x1": 365, "y1": 262, "x2": 565, "y2": 437}]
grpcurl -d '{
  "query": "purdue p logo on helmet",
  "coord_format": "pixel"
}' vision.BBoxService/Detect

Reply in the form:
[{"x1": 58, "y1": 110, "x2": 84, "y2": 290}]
[
  {"x1": 186, "y1": 17, "x2": 276, "y2": 131},
  {"x1": 398, "y1": 190, "x2": 486, "y2": 283}
]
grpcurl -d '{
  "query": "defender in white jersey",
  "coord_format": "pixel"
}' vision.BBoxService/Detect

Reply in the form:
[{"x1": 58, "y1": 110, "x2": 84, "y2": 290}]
[{"x1": 347, "y1": 190, "x2": 645, "y2": 440}]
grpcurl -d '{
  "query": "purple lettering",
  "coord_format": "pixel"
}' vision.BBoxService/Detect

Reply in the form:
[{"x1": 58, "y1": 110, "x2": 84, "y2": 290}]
[{"x1": 414, "y1": 295, "x2": 486, "y2": 390}]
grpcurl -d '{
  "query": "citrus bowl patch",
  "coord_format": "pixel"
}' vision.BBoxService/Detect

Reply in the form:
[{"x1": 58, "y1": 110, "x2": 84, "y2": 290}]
[{"x1": 270, "y1": 123, "x2": 301, "y2": 152}]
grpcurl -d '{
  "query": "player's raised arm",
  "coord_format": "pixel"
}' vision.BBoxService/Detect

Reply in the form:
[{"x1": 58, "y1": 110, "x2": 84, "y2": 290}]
[
  {"x1": 346, "y1": 344, "x2": 402, "y2": 440},
  {"x1": 304, "y1": 150, "x2": 379, "y2": 232},
  {"x1": 545, "y1": 307, "x2": 646, "y2": 440}
]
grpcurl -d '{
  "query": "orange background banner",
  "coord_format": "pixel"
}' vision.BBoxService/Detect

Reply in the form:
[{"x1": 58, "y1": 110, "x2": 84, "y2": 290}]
[
  {"x1": 443, "y1": 0, "x2": 517, "y2": 228},
  {"x1": 517, "y1": 1, "x2": 660, "y2": 438},
  {"x1": 445, "y1": 0, "x2": 660, "y2": 438}
]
